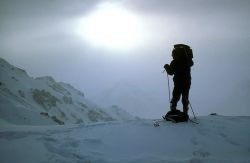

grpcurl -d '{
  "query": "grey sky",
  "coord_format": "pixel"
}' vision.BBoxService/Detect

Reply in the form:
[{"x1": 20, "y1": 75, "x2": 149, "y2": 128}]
[{"x1": 1, "y1": 0, "x2": 250, "y2": 118}]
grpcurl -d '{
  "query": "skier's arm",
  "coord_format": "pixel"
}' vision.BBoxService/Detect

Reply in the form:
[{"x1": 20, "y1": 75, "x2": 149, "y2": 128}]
[{"x1": 164, "y1": 61, "x2": 175, "y2": 75}]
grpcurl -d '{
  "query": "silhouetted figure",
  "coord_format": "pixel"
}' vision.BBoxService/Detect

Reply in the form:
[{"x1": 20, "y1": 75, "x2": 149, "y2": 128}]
[{"x1": 164, "y1": 44, "x2": 193, "y2": 116}]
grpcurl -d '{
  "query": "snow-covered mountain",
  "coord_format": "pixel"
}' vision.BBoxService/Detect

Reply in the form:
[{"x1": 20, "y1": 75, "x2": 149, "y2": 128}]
[
  {"x1": 0, "y1": 115, "x2": 250, "y2": 163},
  {"x1": 0, "y1": 58, "x2": 136, "y2": 125},
  {"x1": 93, "y1": 82, "x2": 165, "y2": 119}
]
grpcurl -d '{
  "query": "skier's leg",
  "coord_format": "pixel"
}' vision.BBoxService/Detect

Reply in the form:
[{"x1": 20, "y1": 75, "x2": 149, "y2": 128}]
[
  {"x1": 171, "y1": 84, "x2": 181, "y2": 110},
  {"x1": 182, "y1": 83, "x2": 190, "y2": 114},
  {"x1": 182, "y1": 94, "x2": 189, "y2": 114}
]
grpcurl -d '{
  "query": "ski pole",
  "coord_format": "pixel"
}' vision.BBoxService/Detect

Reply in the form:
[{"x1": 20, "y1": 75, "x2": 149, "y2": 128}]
[
  {"x1": 163, "y1": 70, "x2": 171, "y2": 106},
  {"x1": 189, "y1": 102, "x2": 197, "y2": 119}
]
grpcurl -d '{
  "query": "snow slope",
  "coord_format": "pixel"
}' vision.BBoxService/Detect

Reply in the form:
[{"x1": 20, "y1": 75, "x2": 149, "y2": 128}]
[
  {"x1": 93, "y1": 82, "x2": 163, "y2": 118},
  {"x1": 0, "y1": 58, "x2": 135, "y2": 125},
  {"x1": 0, "y1": 115, "x2": 250, "y2": 163}
]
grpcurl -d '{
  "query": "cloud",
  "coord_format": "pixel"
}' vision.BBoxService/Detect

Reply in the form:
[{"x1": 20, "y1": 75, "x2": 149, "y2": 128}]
[{"x1": 0, "y1": 0, "x2": 250, "y2": 117}]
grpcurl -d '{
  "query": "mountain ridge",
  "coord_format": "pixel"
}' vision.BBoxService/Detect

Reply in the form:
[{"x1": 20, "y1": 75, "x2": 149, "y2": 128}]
[{"x1": 0, "y1": 57, "x2": 136, "y2": 125}]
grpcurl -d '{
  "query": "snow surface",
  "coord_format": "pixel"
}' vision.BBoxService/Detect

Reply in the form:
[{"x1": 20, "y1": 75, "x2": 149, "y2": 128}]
[{"x1": 0, "y1": 115, "x2": 250, "y2": 163}]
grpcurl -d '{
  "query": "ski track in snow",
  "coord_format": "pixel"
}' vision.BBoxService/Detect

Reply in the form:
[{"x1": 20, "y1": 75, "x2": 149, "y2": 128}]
[{"x1": 1, "y1": 116, "x2": 250, "y2": 163}]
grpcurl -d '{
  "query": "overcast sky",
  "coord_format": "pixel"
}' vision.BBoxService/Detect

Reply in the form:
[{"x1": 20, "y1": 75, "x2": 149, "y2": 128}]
[{"x1": 1, "y1": 0, "x2": 250, "y2": 118}]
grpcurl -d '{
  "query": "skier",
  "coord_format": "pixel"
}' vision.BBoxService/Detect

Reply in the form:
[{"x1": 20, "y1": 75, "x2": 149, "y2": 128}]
[{"x1": 164, "y1": 44, "x2": 193, "y2": 120}]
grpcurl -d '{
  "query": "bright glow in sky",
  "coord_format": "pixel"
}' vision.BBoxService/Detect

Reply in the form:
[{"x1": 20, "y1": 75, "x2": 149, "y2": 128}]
[
  {"x1": 1, "y1": 0, "x2": 250, "y2": 118},
  {"x1": 76, "y1": 3, "x2": 146, "y2": 50}
]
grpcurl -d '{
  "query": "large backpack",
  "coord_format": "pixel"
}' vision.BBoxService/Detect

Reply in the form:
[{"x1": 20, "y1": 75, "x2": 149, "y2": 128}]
[
  {"x1": 172, "y1": 44, "x2": 193, "y2": 62},
  {"x1": 172, "y1": 44, "x2": 193, "y2": 59},
  {"x1": 164, "y1": 109, "x2": 189, "y2": 123}
]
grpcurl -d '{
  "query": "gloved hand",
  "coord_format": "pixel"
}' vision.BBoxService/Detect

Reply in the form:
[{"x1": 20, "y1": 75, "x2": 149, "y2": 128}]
[
  {"x1": 164, "y1": 64, "x2": 174, "y2": 75},
  {"x1": 164, "y1": 64, "x2": 170, "y2": 71}
]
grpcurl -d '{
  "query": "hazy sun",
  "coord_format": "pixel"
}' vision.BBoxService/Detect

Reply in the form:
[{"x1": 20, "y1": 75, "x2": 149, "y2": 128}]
[{"x1": 76, "y1": 3, "x2": 145, "y2": 50}]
